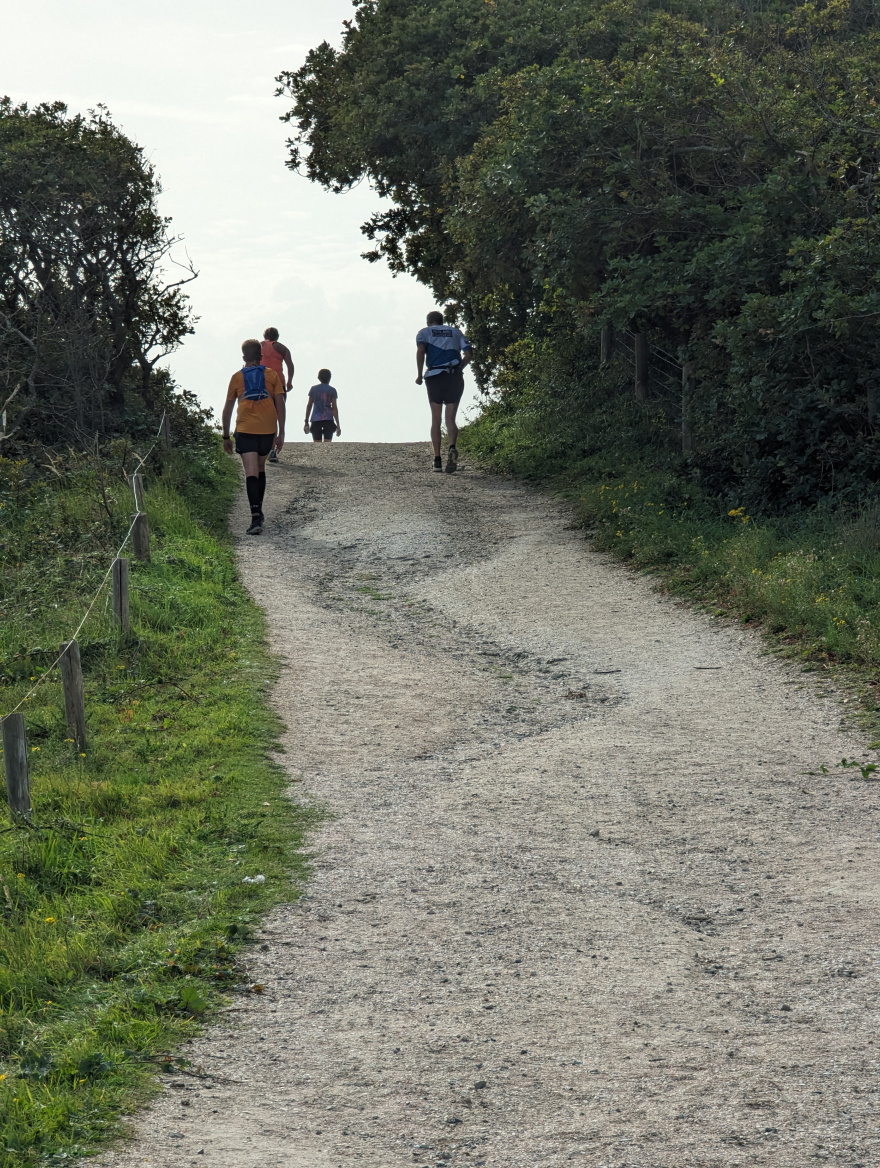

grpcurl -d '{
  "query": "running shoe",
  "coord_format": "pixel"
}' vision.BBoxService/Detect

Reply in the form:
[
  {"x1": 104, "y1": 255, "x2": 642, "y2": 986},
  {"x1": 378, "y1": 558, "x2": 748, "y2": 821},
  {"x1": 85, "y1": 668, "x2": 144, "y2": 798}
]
[
  {"x1": 246, "y1": 515, "x2": 264, "y2": 536},
  {"x1": 268, "y1": 449, "x2": 279, "y2": 463},
  {"x1": 433, "y1": 456, "x2": 443, "y2": 473},
  {"x1": 445, "y1": 445, "x2": 459, "y2": 474}
]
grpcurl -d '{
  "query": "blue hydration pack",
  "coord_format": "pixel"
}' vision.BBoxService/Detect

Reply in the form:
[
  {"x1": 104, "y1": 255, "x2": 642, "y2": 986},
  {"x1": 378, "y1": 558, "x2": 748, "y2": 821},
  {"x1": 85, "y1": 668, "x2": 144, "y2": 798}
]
[{"x1": 241, "y1": 365, "x2": 269, "y2": 401}]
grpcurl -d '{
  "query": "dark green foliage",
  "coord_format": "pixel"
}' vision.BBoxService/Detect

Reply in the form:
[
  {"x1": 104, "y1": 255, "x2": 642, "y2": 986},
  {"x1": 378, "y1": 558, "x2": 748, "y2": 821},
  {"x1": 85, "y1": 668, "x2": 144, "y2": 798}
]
[
  {"x1": 280, "y1": 0, "x2": 880, "y2": 509},
  {"x1": 0, "y1": 100, "x2": 197, "y2": 450}
]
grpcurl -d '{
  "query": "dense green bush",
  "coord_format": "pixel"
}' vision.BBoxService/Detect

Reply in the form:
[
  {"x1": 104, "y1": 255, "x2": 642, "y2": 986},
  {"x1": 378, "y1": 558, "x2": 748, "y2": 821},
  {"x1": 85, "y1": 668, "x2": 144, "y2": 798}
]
[
  {"x1": 0, "y1": 100, "x2": 199, "y2": 451},
  {"x1": 281, "y1": 0, "x2": 880, "y2": 509}
]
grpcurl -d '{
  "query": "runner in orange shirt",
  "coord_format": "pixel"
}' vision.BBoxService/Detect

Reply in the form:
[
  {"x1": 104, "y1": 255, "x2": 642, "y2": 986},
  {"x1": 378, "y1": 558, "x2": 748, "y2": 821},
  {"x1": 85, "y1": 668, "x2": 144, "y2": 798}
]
[
  {"x1": 221, "y1": 339, "x2": 286, "y2": 535},
  {"x1": 261, "y1": 328, "x2": 294, "y2": 463}
]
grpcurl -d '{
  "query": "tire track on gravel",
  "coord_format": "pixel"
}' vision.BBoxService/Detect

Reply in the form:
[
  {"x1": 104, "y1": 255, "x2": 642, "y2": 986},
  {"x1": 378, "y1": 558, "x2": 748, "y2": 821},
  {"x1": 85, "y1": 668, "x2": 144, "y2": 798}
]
[{"x1": 95, "y1": 442, "x2": 880, "y2": 1168}]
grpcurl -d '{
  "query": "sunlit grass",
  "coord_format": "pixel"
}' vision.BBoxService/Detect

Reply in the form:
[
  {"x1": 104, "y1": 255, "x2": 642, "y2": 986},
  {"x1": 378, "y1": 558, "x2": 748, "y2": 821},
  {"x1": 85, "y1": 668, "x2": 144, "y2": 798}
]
[
  {"x1": 572, "y1": 472, "x2": 880, "y2": 668},
  {"x1": 0, "y1": 444, "x2": 312, "y2": 1165}
]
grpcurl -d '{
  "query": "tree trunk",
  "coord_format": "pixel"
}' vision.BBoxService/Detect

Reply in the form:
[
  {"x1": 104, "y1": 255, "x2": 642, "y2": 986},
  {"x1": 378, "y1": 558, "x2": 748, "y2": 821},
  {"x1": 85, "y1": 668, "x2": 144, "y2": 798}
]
[
  {"x1": 634, "y1": 331, "x2": 648, "y2": 402},
  {"x1": 682, "y1": 361, "x2": 694, "y2": 454},
  {"x1": 600, "y1": 324, "x2": 614, "y2": 366}
]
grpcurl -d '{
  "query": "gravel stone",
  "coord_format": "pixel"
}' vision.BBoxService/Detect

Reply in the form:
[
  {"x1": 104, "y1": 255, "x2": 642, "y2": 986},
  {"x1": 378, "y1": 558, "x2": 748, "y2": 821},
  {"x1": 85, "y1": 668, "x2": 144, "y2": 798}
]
[{"x1": 93, "y1": 442, "x2": 880, "y2": 1168}]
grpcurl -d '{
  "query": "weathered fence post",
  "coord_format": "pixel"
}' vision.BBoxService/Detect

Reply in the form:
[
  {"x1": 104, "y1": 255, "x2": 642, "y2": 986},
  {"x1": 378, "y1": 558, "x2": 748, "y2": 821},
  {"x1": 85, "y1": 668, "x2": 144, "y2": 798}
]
[
  {"x1": 2, "y1": 713, "x2": 31, "y2": 817},
  {"x1": 60, "y1": 640, "x2": 87, "y2": 750},
  {"x1": 634, "y1": 330, "x2": 649, "y2": 402},
  {"x1": 600, "y1": 324, "x2": 614, "y2": 367},
  {"x1": 130, "y1": 473, "x2": 145, "y2": 512},
  {"x1": 112, "y1": 557, "x2": 130, "y2": 631},
  {"x1": 132, "y1": 512, "x2": 151, "y2": 562},
  {"x1": 159, "y1": 414, "x2": 171, "y2": 449},
  {"x1": 682, "y1": 360, "x2": 694, "y2": 455}
]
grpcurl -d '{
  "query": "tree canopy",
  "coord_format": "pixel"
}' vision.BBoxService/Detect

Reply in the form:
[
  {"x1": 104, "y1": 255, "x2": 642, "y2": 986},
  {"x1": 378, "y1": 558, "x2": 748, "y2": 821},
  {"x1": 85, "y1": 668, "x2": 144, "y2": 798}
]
[
  {"x1": 0, "y1": 100, "x2": 198, "y2": 450},
  {"x1": 279, "y1": 0, "x2": 880, "y2": 508}
]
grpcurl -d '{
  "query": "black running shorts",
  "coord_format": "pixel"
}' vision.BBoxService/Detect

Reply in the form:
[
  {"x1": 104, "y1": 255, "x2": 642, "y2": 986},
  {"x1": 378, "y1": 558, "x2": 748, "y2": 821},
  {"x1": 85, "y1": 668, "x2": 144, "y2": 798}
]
[
  {"x1": 425, "y1": 366, "x2": 465, "y2": 404},
  {"x1": 310, "y1": 419, "x2": 336, "y2": 441},
  {"x1": 234, "y1": 432, "x2": 275, "y2": 456}
]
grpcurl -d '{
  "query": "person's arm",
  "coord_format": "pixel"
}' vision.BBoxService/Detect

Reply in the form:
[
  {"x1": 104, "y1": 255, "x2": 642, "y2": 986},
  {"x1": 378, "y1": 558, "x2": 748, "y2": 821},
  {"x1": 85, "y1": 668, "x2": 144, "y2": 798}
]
[
  {"x1": 304, "y1": 394, "x2": 313, "y2": 434},
  {"x1": 416, "y1": 342, "x2": 427, "y2": 385},
  {"x1": 331, "y1": 398, "x2": 341, "y2": 436},
  {"x1": 276, "y1": 342, "x2": 295, "y2": 391},
  {"x1": 221, "y1": 385, "x2": 236, "y2": 454},
  {"x1": 273, "y1": 390, "x2": 286, "y2": 451},
  {"x1": 459, "y1": 330, "x2": 473, "y2": 370}
]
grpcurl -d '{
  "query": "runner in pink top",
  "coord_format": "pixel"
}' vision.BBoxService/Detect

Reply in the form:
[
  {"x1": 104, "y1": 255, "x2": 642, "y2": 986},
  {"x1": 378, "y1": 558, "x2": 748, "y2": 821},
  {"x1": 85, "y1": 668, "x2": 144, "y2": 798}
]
[{"x1": 261, "y1": 328, "x2": 294, "y2": 462}]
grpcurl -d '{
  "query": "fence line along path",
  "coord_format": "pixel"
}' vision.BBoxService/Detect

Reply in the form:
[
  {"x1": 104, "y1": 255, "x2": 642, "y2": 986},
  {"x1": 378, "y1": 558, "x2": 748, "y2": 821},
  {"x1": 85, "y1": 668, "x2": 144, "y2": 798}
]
[
  {"x1": 0, "y1": 412, "x2": 166, "y2": 731},
  {"x1": 1, "y1": 414, "x2": 168, "y2": 829}
]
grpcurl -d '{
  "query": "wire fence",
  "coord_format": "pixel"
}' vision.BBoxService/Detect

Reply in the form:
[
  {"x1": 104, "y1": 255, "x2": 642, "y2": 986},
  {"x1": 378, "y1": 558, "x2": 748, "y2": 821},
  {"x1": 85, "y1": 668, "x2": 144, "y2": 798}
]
[
  {"x1": 0, "y1": 412, "x2": 167, "y2": 730},
  {"x1": 610, "y1": 328, "x2": 689, "y2": 445}
]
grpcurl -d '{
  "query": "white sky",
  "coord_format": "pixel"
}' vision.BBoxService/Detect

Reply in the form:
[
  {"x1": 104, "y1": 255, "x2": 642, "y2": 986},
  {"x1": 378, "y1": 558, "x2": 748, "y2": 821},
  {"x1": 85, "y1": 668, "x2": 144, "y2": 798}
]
[{"x1": 0, "y1": 0, "x2": 480, "y2": 441}]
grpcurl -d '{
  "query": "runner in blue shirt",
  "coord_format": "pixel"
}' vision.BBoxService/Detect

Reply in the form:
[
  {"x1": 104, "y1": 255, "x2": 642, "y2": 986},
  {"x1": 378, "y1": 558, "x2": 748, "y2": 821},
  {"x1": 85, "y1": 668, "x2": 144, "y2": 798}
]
[
  {"x1": 303, "y1": 369, "x2": 341, "y2": 442},
  {"x1": 415, "y1": 310, "x2": 473, "y2": 473}
]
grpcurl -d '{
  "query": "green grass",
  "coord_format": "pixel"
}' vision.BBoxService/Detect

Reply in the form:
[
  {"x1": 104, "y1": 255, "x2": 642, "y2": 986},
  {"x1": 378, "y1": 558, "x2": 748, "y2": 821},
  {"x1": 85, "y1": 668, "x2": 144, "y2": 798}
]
[
  {"x1": 0, "y1": 442, "x2": 313, "y2": 1165},
  {"x1": 460, "y1": 408, "x2": 880, "y2": 731}
]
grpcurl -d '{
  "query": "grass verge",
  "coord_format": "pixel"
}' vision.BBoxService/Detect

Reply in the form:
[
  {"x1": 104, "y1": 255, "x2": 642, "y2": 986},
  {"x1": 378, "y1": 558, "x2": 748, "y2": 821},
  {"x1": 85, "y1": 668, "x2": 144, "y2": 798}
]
[
  {"x1": 0, "y1": 440, "x2": 312, "y2": 1166},
  {"x1": 460, "y1": 411, "x2": 880, "y2": 742}
]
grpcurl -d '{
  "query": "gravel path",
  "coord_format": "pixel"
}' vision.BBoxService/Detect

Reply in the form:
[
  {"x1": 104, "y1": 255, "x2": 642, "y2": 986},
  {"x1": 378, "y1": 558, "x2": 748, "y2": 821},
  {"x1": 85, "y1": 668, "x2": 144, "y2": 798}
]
[{"x1": 97, "y1": 442, "x2": 880, "y2": 1168}]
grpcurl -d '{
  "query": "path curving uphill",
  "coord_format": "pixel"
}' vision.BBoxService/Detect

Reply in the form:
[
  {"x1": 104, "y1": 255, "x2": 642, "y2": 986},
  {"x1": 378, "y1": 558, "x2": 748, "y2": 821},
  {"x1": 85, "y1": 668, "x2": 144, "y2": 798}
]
[{"x1": 97, "y1": 443, "x2": 880, "y2": 1168}]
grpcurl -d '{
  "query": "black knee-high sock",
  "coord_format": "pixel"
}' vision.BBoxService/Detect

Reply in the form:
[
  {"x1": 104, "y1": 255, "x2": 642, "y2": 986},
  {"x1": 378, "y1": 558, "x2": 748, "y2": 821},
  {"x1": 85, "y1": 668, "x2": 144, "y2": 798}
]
[
  {"x1": 245, "y1": 476, "x2": 261, "y2": 515},
  {"x1": 258, "y1": 471, "x2": 267, "y2": 507}
]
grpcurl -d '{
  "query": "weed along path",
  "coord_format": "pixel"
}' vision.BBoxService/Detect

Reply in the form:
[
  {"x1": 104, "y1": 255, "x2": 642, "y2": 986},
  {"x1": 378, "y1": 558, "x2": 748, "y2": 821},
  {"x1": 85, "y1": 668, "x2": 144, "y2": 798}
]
[{"x1": 97, "y1": 443, "x2": 880, "y2": 1168}]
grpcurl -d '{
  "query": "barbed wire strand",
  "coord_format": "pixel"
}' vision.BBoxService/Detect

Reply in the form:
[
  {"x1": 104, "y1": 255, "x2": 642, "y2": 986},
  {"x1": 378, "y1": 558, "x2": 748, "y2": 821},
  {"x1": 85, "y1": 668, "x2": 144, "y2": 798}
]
[{"x1": 0, "y1": 414, "x2": 166, "y2": 728}]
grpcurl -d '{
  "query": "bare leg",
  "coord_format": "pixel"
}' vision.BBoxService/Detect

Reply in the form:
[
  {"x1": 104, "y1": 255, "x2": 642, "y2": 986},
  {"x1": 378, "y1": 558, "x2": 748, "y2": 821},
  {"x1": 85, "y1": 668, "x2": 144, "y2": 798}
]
[
  {"x1": 239, "y1": 451, "x2": 266, "y2": 477},
  {"x1": 430, "y1": 401, "x2": 443, "y2": 457},
  {"x1": 445, "y1": 400, "x2": 460, "y2": 449}
]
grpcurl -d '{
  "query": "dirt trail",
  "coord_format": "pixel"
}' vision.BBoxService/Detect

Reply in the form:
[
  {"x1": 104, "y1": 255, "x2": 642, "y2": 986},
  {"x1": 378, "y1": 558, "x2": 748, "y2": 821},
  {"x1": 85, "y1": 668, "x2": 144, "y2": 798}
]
[{"x1": 97, "y1": 443, "x2": 880, "y2": 1168}]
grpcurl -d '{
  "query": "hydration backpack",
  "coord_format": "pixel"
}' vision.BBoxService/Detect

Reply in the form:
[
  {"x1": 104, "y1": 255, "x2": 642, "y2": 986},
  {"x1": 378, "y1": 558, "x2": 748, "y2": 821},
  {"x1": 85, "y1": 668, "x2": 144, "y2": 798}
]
[{"x1": 241, "y1": 365, "x2": 269, "y2": 401}]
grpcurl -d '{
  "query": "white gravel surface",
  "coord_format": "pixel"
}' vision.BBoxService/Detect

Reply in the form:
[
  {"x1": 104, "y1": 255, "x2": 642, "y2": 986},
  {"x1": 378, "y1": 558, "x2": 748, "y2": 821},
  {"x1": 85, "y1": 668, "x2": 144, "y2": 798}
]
[{"x1": 95, "y1": 442, "x2": 880, "y2": 1168}]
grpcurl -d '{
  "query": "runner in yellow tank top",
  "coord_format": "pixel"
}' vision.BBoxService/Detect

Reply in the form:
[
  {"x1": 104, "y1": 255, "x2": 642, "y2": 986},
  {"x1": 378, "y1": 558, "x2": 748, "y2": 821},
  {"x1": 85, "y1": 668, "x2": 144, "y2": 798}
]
[
  {"x1": 261, "y1": 328, "x2": 294, "y2": 462},
  {"x1": 221, "y1": 339, "x2": 286, "y2": 536}
]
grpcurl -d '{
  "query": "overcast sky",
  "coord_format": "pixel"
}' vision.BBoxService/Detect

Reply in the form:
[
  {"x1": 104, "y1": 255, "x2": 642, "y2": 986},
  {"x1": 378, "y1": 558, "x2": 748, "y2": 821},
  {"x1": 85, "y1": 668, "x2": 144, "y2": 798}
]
[{"x1": 0, "y1": 0, "x2": 479, "y2": 442}]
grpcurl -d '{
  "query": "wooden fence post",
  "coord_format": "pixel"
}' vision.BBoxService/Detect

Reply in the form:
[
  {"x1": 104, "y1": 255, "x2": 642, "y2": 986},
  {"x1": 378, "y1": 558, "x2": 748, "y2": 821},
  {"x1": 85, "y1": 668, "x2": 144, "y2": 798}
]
[
  {"x1": 112, "y1": 557, "x2": 130, "y2": 631},
  {"x1": 60, "y1": 640, "x2": 87, "y2": 751},
  {"x1": 634, "y1": 330, "x2": 649, "y2": 402},
  {"x1": 2, "y1": 713, "x2": 31, "y2": 817},
  {"x1": 159, "y1": 414, "x2": 171, "y2": 448},
  {"x1": 682, "y1": 360, "x2": 694, "y2": 455},
  {"x1": 600, "y1": 324, "x2": 614, "y2": 367},
  {"x1": 131, "y1": 473, "x2": 145, "y2": 512},
  {"x1": 132, "y1": 512, "x2": 151, "y2": 562}
]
